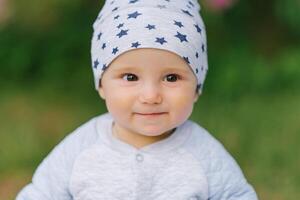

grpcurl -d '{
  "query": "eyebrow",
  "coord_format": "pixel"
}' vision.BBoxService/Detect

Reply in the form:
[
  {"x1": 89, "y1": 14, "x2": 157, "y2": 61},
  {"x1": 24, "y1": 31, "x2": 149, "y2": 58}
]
[
  {"x1": 161, "y1": 67, "x2": 191, "y2": 74},
  {"x1": 112, "y1": 66, "x2": 191, "y2": 74},
  {"x1": 112, "y1": 66, "x2": 141, "y2": 72}
]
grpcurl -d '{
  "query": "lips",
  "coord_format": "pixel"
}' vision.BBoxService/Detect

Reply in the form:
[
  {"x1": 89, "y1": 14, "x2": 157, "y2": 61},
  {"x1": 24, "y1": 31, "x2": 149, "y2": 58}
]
[{"x1": 136, "y1": 112, "x2": 167, "y2": 115}]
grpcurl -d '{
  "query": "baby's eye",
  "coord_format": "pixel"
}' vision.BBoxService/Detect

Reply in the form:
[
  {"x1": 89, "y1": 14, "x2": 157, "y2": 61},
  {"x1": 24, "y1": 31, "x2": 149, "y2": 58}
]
[
  {"x1": 164, "y1": 74, "x2": 180, "y2": 82},
  {"x1": 122, "y1": 73, "x2": 138, "y2": 81}
]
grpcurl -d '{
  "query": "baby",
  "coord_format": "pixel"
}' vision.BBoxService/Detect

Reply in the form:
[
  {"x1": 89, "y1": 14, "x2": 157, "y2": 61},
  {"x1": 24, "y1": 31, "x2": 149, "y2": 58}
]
[{"x1": 17, "y1": 0, "x2": 258, "y2": 199}]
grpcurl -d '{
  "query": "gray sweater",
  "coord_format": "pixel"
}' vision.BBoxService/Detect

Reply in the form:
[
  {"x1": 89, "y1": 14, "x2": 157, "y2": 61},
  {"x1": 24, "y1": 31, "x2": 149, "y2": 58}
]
[{"x1": 16, "y1": 113, "x2": 258, "y2": 200}]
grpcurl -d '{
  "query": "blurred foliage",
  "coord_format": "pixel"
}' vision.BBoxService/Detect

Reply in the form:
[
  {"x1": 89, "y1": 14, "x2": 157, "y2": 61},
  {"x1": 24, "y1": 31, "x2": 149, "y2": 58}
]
[
  {"x1": 0, "y1": 0, "x2": 101, "y2": 95},
  {"x1": 275, "y1": 0, "x2": 300, "y2": 34},
  {"x1": 0, "y1": 0, "x2": 299, "y2": 98}
]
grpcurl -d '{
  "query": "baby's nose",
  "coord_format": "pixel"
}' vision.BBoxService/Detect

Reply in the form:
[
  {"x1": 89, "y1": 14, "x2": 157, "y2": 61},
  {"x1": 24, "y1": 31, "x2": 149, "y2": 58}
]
[{"x1": 139, "y1": 82, "x2": 162, "y2": 104}]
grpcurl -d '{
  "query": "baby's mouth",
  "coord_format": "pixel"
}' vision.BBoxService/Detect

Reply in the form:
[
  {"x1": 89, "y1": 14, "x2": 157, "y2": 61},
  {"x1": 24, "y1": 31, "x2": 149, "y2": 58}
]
[{"x1": 135, "y1": 112, "x2": 167, "y2": 116}]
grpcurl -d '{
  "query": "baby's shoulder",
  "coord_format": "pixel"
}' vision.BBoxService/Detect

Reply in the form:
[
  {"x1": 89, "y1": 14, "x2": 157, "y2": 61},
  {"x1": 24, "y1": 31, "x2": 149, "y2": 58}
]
[
  {"x1": 54, "y1": 113, "x2": 110, "y2": 155},
  {"x1": 183, "y1": 120, "x2": 223, "y2": 152},
  {"x1": 181, "y1": 121, "x2": 257, "y2": 199},
  {"x1": 182, "y1": 119, "x2": 240, "y2": 171}
]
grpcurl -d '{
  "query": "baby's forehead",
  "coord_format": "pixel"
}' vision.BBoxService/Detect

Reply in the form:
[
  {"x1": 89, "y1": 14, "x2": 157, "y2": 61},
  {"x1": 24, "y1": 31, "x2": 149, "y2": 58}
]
[{"x1": 109, "y1": 48, "x2": 191, "y2": 69}]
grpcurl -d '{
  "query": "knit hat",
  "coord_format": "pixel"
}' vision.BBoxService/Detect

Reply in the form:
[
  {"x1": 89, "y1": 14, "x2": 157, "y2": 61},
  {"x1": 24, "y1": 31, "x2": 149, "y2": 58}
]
[{"x1": 91, "y1": 0, "x2": 208, "y2": 94}]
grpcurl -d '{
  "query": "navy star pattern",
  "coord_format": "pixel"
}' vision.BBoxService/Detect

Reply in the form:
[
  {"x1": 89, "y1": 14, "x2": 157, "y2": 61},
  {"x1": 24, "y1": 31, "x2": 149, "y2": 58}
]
[
  {"x1": 97, "y1": 32, "x2": 103, "y2": 40},
  {"x1": 102, "y1": 43, "x2": 106, "y2": 49},
  {"x1": 129, "y1": 0, "x2": 139, "y2": 4},
  {"x1": 188, "y1": 1, "x2": 195, "y2": 7},
  {"x1": 92, "y1": 0, "x2": 208, "y2": 92},
  {"x1": 112, "y1": 47, "x2": 119, "y2": 54},
  {"x1": 145, "y1": 24, "x2": 156, "y2": 30},
  {"x1": 93, "y1": 59, "x2": 99, "y2": 69},
  {"x1": 155, "y1": 37, "x2": 167, "y2": 45},
  {"x1": 132, "y1": 41, "x2": 141, "y2": 48},
  {"x1": 116, "y1": 29, "x2": 129, "y2": 38},
  {"x1": 183, "y1": 56, "x2": 190, "y2": 64},
  {"x1": 197, "y1": 84, "x2": 202, "y2": 91},
  {"x1": 112, "y1": 7, "x2": 119, "y2": 12},
  {"x1": 195, "y1": 24, "x2": 202, "y2": 34},
  {"x1": 117, "y1": 23, "x2": 124, "y2": 29},
  {"x1": 128, "y1": 11, "x2": 142, "y2": 19},
  {"x1": 174, "y1": 20, "x2": 184, "y2": 28},
  {"x1": 181, "y1": 9, "x2": 193, "y2": 17},
  {"x1": 175, "y1": 31, "x2": 188, "y2": 42},
  {"x1": 102, "y1": 63, "x2": 108, "y2": 71}
]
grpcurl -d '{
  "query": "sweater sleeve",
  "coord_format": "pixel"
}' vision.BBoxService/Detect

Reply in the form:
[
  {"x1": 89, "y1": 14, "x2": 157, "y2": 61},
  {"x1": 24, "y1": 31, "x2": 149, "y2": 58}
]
[
  {"x1": 211, "y1": 146, "x2": 258, "y2": 200},
  {"x1": 185, "y1": 121, "x2": 259, "y2": 200},
  {"x1": 16, "y1": 118, "x2": 99, "y2": 200}
]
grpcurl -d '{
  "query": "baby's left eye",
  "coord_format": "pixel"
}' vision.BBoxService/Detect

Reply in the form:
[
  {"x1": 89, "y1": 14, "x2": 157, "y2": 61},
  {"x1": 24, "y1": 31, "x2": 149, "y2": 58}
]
[{"x1": 164, "y1": 74, "x2": 180, "y2": 82}]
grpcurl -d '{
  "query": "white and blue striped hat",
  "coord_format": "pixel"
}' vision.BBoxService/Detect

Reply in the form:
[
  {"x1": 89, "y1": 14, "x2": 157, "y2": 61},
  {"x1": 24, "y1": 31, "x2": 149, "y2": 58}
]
[{"x1": 91, "y1": 0, "x2": 208, "y2": 94}]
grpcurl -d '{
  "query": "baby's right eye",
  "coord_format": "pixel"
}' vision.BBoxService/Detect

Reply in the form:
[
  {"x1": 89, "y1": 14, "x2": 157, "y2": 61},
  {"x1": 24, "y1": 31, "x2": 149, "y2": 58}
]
[{"x1": 122, "y1": 73, "x2": 138, "y2": 81}]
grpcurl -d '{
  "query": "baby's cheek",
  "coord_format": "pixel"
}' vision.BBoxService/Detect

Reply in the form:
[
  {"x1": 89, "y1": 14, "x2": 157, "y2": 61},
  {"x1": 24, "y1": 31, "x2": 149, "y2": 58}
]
[
  {"x1": 105, "y1": 91, "x2": 133, "y2": 114},
  {"x1": 172, "y1": 95, "x2": 194, "y2": 121},
  {"x1": 172, "y1": 88, "x2": 195, "y2": 106}
]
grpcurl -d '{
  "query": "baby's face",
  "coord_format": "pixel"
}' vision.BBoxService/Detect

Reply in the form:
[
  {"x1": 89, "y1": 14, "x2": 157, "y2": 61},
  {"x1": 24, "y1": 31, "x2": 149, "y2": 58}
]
[{"x1": 98, "y1": 48, "x2": 198, "y2": 138}]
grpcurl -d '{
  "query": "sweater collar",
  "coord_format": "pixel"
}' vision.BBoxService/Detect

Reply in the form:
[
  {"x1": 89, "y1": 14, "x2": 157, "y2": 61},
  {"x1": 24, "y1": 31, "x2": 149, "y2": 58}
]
[{"x1": 96, "y1": 113, "x2": 192, "y2": 154}]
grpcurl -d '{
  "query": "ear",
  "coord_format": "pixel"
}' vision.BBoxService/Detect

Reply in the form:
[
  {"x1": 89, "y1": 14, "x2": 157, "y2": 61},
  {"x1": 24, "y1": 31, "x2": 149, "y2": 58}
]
[{"x1": 98, "y1": 86, "x2": 106, "y2": 100}]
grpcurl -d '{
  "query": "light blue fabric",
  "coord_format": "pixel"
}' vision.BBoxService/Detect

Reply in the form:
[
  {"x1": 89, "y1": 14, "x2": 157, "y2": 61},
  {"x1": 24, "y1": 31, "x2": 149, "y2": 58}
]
[{"x1": 16, "y1": 113, "x2": 258, "y2": 200}]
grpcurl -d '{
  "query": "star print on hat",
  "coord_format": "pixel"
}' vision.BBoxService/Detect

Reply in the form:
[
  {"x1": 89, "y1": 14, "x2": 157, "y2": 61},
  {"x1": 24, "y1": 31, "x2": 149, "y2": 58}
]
[{"x1": 91, "y1": 0, "x2": 208, "y2": 94}]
